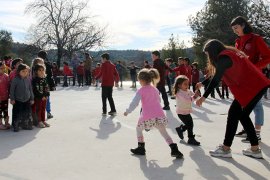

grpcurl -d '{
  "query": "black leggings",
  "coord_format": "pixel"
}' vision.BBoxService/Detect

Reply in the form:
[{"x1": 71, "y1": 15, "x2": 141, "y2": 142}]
[
  {"x1": 224, "y1": 88, "x2": 267, "y2": 147},
  {"x1": 178, "y1": 114, "x2": 194, "y2": 138}
]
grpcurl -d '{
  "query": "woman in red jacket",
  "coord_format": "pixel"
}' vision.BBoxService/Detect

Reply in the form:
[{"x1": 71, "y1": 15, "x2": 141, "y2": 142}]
[
  {"x1": 196, "y1": 39, "x2": 270, "y2": 159},
  {"x1": 231, "y1": 16, "x2": 270, "y2": 142}
]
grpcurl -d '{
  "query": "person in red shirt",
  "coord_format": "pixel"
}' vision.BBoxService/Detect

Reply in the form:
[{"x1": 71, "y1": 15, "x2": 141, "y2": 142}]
[
  {"x1": 231, "y1": 16, "x2": 270, "y2": 141},
  {"x1": 63, "y1": 62, "x2": 72, "y2": 87},
  {"x1": 196, "y1": 39, "x2": 270, "y2": 159},
  {"x1": 76, "y1": 61, "x2": 85, "y2": 87},
  {"x1": 0, "y1": 62, "x2": 10, "y2": 129},
  {"x1": 95, "y1": 53, "x2": 119, "y2": 116},
  {"x1": 191, "y1": 62, "x2": 200, "y2": 93},
  {"x1": 92, "y1": 63, "x2": 101, "y2": 87},
  {"x1": 173, "y1": 57, "x2": 188, "y2": 76},
  {"x1": 184, "y1": 57, "x2": 192, "y2": 88}
]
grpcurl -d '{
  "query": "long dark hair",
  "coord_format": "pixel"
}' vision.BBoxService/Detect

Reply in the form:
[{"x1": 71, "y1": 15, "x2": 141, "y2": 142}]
[
  {"x1": 231, "y1": 16, "x2": 253, "y2": 34},
  {"x1": 203, "y1": 39, "x2": 226, "y2": 67}
]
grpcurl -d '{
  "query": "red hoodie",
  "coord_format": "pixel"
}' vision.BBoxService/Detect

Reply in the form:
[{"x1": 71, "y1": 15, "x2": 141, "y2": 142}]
[
  {"x1": 77, "y1": 65, "x2": 85, "y2": 76},
  {"x1": 0, "y1": 73, "x2": 10, "y2": 101},
  {"x1": 63, "y1": 65, "x2": 73, "y2": 76},
  {"x1": 235, "y1": 33, "x2": 270, "y2": 69},
  {"x1": 96, "y1": 61, "x2": 119, "y2": 87}
]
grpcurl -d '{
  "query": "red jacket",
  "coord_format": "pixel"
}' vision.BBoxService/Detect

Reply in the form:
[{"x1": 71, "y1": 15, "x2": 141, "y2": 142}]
[
  {"x1": 93, "y1": 67, "x2": 101, "y2": 78},
  {"x1": 173, "y1": 64, "x2": 188, "y2": 76},
  {"x1": 0, "y1": 73, "x2": 10, "y2": 101},
  {"x1": 220, "y1": 49, "x2": 270, "y2": 107},
  {"x1": 153, "y1": 59, "x2": 170, "y2": 87},
  {"x1": 63, "y1": 65, "x2": 73, "y2": 76},
  {"x1": 186, "y1": 65, "x2": 192, "y2": 82},
  {"x1": 192, "y1": 69, "x2": 199, "y2": 84},
  {"x1": 96, "y1": 61, "x2": 119, "y2": 87},
  {"x1": 77, "y1": 65, "x2": 85, "y2": 76},
  {"x1": 235, "y1": 33, "x2": 270, "y2": 69}
]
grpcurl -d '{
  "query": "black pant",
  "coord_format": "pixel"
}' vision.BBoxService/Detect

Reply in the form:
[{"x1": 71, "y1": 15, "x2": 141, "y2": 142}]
[
  {"x1": 222, "y1": 85, "x2": 229, "y2": 98},
  {"x1": 72, "y1": 70, "x2": 77, "y2": 86},
  {"x1": 77, "y1": 75, "x2": 84, "y2": 86},
  {"x1": 178, "y1": 114, "x2": 194, "y2": 138},
  {"x1": 102, "y1": 86, "x2": 116, "y2": 113},
  {"x1": 12, "y1": 100, "x2": 32, "y2": 128},
  {"x1": 85, "y1": 70, "x2": 92, "y2": 85},
  {"x1": 224, "y1": 88, "x2": 267, "y2": 147},
  {"x1": 157, "y1": 85, "x2": 169, "y2": 107},
  {"x1": 166, "y1": 76, "x2": 171, "y2": 93}
]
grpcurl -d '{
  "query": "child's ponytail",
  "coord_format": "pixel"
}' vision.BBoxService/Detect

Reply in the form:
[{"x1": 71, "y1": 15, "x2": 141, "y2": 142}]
[{"x1": 149, "y1": 68, "x2": 160, "y2": 87}]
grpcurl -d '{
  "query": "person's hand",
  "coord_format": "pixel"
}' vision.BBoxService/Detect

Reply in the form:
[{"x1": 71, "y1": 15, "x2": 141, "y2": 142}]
[
  {"x1": 30, "y1": 100, "x2": 34, "y2": 105},
  {"x1": 196, "y1": 82, "x2": 202, "y2": 90},
  {"x1": 196, "y1": 97, "x2": 205, "y2": 107},
  {"x1": 42, "y1": 97, "x2": 47, "y2": 101},
  {"x1": 124, "y1": 112, "x2": 128, "y2": 116},
  {"x1": 10, "y1": 100, "x2": 15, "y2": 105},
  {"x1": 236, "y1": 51, "x2": 249, "y2": 59}
]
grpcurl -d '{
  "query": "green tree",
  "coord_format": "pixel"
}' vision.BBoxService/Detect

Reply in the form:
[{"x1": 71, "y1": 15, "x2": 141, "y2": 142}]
[
  {"x1": 249, "y1": 0, "x2": 270, "y2": 43},
  {"x1": 161, "y1": 34, "x2": 187, "y2": 62},
  {"x1": 188, "y1": 0, "x2": 250, "y2": 67},
  {"x1": 0, "y1": 30, "x2": 13, "y2": 57}
]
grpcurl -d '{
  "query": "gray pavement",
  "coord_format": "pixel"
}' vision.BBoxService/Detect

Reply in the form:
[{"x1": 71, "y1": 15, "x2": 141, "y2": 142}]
[{"x1": 0, "y1": 82, "x2": 270, "y2": 180}]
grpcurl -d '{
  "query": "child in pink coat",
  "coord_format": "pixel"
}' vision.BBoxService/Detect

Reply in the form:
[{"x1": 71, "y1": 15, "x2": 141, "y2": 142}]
[
  {"x1": 0, "y1": 62, "x2": 10, "y2": 129},
  {"x1": 124, "y1": 68, "x2": 183, "y2": 158}
]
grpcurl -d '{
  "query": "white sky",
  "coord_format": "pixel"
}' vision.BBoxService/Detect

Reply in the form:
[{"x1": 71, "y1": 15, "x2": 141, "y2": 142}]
[{"x1": 0, "y1": 0, "x2": 206, "y2": 50}]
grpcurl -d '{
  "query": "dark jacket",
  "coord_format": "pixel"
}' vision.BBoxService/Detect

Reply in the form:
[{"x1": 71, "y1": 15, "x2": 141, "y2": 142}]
[
  {"x1": 153, "y1": 59, "x2": 170, "y2": 87},
  {"x1": 32, "y1": 77, "x2": 50, "y2": 99}
]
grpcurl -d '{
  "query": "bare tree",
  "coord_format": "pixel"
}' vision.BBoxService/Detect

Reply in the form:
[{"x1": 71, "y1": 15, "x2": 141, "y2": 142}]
[{"x1": 25, "y1": 0, "x2": 106, "y2": 67}]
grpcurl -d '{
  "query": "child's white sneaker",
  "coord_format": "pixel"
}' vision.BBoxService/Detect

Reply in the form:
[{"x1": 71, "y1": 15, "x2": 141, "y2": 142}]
[
  {"x1": 209, "y1": 145, "x2": 232, "y2": 158},
  {"x1": 38, "y1": 122, "x2": 46, "y2": 128},
  {"x1": 242, "y1": 147, "x2": 263, "y2": 159}
]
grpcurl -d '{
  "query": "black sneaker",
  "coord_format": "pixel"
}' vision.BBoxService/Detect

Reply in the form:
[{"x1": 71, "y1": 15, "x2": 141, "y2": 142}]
[
  {"x1": 47, "y1": 113, "x2": 54, "y2": 119},
  {"x1": 187, "y1": 136, "x2": 200, "y2": 146},
  {"x1": 235, "y1": 129, "x2": 247, "y2": 137},
  {"x1": 108, "y1": 111, "x2": 117, "y2": 116},
  {"x1": 169, "y1": 143, "x2": 183, "y2": 158},
  {"x1": 102, "y1": 112, "x2": 107, "y2": 116},
  {"x1": 163, "y1": 106, "x2": 170, "y2": 110},
  {"x1": 175, "y1": 125, "x2": 184, "y2": 140},
  {"x1": 242, "y1": 135, "x2": 261, "y2": 143},
  {"x1": 131, "y1": 142, "x2": 146, "y2": 155}
]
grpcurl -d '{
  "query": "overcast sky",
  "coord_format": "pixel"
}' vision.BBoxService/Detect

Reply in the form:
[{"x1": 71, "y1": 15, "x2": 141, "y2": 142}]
[{"x1": 0, "y1": 0, "x2": 206, "y2": 50}]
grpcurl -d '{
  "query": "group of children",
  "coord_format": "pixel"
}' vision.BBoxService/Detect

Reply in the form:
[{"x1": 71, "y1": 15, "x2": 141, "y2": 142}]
[
  {"x1": 61, "y1": 61, "x2": 101, "y2": 87},
  {"x1": 0, "y1": 56, "x2": 52, "y2": 132}
]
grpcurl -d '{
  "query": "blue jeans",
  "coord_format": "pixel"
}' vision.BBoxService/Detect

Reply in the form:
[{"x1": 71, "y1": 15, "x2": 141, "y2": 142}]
[
  {"x1": 253, "y1": 98, "x2": 264, "y2": 126},
  {"x1": 46, "y1": 96, "x2": 51, "y2": 114}
]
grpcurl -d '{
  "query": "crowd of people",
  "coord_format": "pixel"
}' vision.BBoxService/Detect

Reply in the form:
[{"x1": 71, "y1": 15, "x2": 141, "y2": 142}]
[{"x1": 0, "y1": 16, "x2": 270, "y2": 160}]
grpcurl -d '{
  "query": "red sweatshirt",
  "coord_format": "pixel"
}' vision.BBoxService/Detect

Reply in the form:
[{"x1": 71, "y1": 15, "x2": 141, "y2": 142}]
[
  {"x1": 77, "y1": 65, "x2": 85, "y2": 76},
  {"x1": 63, "y1": 65, "x2": 72, "y2": 76},
  {"x1": 235, "y1": 33, "x2": 270, "y2": 69},
  {"x1": 96, "y1": 61, "x2": 119, "y2": 87},
  {"x1": 220, "y1": 49, "x2": 270, "y2": 107},
  {"x1": 0, "y1": 73, "x2": 10, "y2": 101}
]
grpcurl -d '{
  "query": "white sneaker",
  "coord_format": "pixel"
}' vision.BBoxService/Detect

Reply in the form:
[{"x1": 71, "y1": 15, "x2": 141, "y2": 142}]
[
  {"x1": 209, "y1": 145, "x2": 232, "y2": 158},
  {"x1": 242, "y1": 147, "x2": 263, "y2": 159}
]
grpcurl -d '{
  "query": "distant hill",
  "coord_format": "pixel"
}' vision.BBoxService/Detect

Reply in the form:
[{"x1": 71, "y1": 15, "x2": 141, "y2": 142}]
[{"x1": 10, "y1": 42, "x2": 195, "y2": 67}]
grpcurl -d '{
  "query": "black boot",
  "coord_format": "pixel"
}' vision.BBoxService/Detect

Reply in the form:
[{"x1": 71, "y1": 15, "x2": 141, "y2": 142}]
[
  {"x1": 175, "y1": 125, "x2": 185, "y2": 140},
  {"x1": 187, "y1": 135, "x2": 200, "y2": 146},
  {"x1": 169, "y1": 143, "x2": 183, "y2": 158},
  {"x1": 131, "y1": 142, "x2": 146, "y2": 155}
]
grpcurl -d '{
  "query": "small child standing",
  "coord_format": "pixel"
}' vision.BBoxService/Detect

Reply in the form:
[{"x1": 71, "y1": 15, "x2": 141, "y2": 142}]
[
  {"x1": 93, "y1": 63, "x2": 101, "y2": 87},
  {"x1": 124, "y1": 68, "x2": 183, "y2": 158},
  {"x1": 32, "y1": 64, "x2": 50, "y2": 128},
  {"x1": 127, "y1": 62, "x2": 140, "y2": 88},
  {"x1": 76, "y1": 61, "x2": 85, "y2": 87},
  {"x1": 10, "y1": 64, "x2": 34, "y2": 132},
  {"x1": 174, "y1": 75, "x2": 200, "y2": 145},
  {"x1": 0, "y1": 62, "x2": 10, "y2": 129},
  {"x1": 9, "y1": 58, "x2": 23, "y2": 82}
]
